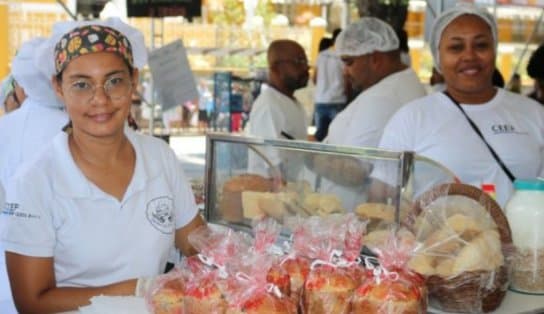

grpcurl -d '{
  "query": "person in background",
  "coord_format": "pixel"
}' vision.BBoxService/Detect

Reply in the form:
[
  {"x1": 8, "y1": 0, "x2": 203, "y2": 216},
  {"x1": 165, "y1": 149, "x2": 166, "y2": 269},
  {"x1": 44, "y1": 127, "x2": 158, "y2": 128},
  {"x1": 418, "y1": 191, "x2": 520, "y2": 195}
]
[
  {"x1": 0, "y1": 36, "x2": 71, "y2": 193},
  {"x1": 312, "y1": 28, "x2": 348, "y2": 141},
  {"x1": 0, "y1": 36, "x2": 70, "y2": 314},
  {"x1": 397, "y1": 28, "x2": 412, "y2": 66},
  {"x1": 245, "y1": 39, "x2": 309, "y2": 180},
  {"x1": 507, "y1": 73, "x2": 522, "y2": 94},
  {"x1": 2, "y1": 21, "x2": 206, "y2": 313},
  {"x1": 0, "y1": 76, "x2": 25, "y2": 114},
  {"x1": 527, "y1": 43, "x2": 544, "y2": 104},
  {"x1": 326, "y1": 17, "x2": 426, "y2": 149},
  {"x1": 311, "y1": 17, "x2": 426, "y2": 211},
  {"x1": 317, "y1": 37, "x2": 333, "y2": 52},
  {"x1": 429, "y1": 66, "x2": 446, "y2": 93},
  {"x1": 197, "y1": 79, "x2": 211, "y2": 132},
  {"x1": 374, "y1": 4, "x2": 544, "y2": 207},
  {"x1": 0, "y1": 76, "x2": 13, "y2": 115},
  {"x1": 492, "y1": 67, "x2": 505, "y2": 88}
]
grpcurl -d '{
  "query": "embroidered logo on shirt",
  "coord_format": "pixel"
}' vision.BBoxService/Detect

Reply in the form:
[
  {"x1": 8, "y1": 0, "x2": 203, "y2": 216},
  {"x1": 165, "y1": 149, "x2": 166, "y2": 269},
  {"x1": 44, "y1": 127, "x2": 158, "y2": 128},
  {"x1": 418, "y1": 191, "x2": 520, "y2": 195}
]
[
  {"x1": 2, "y1": 202, "x2": 19, "y2": 216},
  {"x1": 491, "y1": 124, "x2": 527, "y2": 135},
  {"x1": 146, "y1": 197, "x2": 175, "y2": 234},
  {"x1": 2, "y1": 202, "x2": 40, "y2": 219}
]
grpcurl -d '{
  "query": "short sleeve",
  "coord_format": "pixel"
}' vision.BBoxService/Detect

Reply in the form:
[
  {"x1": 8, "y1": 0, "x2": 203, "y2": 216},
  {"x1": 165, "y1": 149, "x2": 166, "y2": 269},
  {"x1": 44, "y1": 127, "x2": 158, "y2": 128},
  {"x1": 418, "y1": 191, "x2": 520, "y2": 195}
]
[{"x1": 1, "y1": 174, "x2": 56, "y2": 257}]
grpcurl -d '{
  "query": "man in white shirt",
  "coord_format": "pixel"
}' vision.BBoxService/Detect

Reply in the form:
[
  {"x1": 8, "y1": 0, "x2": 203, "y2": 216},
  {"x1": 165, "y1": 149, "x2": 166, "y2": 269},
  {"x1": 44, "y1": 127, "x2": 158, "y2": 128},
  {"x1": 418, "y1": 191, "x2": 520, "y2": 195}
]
[
  {"x1": 313, "y1": 28, "x2": 347, "y2": 141},
  {"x1": 246, "y1": 39, "x2": 310, "y2": 181},
  {"x1": 316, "y1": 17, "x2": 427, "y2": 211},
  {"x1": 326, "y1": 17, "x2": 426, "y2": 148}
]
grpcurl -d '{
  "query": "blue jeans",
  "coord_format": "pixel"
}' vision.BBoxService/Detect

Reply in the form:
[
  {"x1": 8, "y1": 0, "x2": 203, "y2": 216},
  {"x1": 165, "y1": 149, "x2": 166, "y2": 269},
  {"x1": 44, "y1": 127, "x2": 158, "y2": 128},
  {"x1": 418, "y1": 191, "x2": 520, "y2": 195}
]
[{"x1": 314, "y1": 103, "x2": 344, "y2": 141}]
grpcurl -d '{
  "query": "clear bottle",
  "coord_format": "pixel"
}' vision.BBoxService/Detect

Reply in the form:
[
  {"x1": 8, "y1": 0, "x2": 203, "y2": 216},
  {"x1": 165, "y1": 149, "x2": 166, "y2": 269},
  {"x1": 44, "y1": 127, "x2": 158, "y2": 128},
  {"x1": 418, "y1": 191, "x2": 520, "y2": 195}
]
[{"x1": 505, "y1": 179, "x2": 544, "y2": 294}]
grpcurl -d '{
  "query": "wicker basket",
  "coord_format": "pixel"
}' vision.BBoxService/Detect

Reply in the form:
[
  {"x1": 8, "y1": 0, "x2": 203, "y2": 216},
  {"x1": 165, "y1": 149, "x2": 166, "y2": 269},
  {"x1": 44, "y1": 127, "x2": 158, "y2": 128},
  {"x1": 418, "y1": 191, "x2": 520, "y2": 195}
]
[{"x1": 412, "y1": 183, "x2": 513, "y2": 313}]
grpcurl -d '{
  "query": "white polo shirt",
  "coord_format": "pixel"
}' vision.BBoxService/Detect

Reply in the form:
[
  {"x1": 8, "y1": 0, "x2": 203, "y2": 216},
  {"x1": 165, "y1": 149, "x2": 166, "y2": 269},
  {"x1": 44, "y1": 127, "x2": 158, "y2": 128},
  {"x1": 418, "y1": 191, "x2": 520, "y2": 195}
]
[
  {"x1": 1, "y1": 129, "x2": 198, "y2": 287},
  {"x1": 246, "y1": 85, "x2": 308, "y2": 180},
  {"x1": 377, "y1": 89, "x2": 544, "y2": 207}
]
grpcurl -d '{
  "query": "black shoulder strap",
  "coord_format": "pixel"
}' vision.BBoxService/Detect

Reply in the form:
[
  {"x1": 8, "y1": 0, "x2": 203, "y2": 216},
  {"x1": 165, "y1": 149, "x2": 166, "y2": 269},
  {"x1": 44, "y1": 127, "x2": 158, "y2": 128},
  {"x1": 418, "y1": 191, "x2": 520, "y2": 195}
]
[{"x1": 443, "y1": 91, "x2": 516, "y2": 182}]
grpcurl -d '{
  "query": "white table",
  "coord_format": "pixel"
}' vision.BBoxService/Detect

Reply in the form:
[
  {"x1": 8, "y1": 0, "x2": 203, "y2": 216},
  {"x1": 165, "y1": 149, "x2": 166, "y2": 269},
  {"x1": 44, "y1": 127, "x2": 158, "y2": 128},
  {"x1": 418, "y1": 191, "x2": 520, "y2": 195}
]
[{"x1": 429, "y1": 290, "x2": 544, "y2": 314}]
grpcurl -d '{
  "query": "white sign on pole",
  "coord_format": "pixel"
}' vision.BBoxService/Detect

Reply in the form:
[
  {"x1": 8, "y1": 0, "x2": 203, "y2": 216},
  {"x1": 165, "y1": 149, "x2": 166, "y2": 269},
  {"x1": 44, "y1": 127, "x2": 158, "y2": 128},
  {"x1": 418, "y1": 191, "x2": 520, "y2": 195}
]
[{"x1": 148, "y1": 39, "x2": 199, "y2": 111}]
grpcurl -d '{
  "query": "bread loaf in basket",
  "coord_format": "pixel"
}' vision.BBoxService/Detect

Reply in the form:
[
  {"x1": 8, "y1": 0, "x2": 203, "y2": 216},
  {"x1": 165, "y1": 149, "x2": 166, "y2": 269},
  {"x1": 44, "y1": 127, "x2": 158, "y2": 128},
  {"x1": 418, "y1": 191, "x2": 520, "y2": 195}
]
[{"x1": 407, "y1": 183, "x2": 513, "y2": 313}]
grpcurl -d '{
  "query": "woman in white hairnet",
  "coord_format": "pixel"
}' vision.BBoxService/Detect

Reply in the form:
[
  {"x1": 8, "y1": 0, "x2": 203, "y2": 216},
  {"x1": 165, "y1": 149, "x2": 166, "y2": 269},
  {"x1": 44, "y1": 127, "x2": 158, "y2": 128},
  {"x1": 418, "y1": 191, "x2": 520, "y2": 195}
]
[
  {"x1": 1, "y1": 19, "x2": 205, "y2": 313},
  {"x1": 0, "y1": 37, "x2": 70, "y2": 314},
  {"x1": 375, "y1": 4, "x2": 544, "y2": 207},
  {"x1": 0, "y1": 38, "x2": 69, "y2": 189}
]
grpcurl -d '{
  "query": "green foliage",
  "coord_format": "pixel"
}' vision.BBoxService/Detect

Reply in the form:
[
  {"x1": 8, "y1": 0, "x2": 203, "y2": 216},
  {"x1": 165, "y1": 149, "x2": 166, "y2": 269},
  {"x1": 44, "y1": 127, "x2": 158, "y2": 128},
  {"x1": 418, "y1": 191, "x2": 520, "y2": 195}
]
[
  {"x1": 211, "y1": 0, "x2": 275, "y2": 26},
  {"x1": 212, "y1": 0, "x2": 245, "y2": 25},
  {"x1": 256, "y1": 0, "x2": 275, "y2": 26}
]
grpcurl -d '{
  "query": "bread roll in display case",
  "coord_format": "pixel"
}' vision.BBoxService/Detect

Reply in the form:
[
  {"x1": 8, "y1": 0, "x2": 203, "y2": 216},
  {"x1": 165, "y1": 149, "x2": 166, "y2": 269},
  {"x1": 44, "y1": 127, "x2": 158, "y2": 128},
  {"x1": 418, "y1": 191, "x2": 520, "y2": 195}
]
[{"x1": 203, "y1": 133, "x2": 457, "y2": 233}]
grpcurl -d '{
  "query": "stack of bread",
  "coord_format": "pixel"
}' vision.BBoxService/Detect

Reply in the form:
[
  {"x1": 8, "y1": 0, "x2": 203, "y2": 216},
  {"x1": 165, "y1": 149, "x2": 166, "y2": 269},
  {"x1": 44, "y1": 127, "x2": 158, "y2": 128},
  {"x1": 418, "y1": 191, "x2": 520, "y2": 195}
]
[
  {"x1": 239, "y1": 178, "x2": 346, "y2": 222},
  {"x1": 219, "y1": 174, "x2": 273, "y2": 222},
  {"x1": 354, "y1": 202, "x2": 411, "y2": 232}
]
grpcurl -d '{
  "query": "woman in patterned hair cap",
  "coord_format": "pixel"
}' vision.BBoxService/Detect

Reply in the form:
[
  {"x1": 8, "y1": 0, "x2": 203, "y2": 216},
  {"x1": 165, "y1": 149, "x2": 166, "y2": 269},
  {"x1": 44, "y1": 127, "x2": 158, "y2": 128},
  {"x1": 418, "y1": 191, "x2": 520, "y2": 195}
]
[{"x1": 2, "y1": 23, "x2": 206, "y2": 313}]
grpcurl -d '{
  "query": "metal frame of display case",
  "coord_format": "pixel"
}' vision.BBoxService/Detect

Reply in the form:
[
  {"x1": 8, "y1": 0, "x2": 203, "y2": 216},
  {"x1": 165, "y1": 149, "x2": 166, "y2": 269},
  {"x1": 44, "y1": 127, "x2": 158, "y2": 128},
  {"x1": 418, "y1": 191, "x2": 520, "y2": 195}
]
[{"x1": 204, "y1": 133, "x2": 456, "y2": 232}]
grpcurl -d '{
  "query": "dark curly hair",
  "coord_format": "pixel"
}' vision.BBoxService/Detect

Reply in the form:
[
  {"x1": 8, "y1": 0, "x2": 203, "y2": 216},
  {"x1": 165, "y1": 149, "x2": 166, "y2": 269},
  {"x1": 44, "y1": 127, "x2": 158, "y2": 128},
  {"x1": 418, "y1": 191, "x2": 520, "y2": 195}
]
[{"x1": 527, "y1": 44, "x2": 544, "y2": 79}]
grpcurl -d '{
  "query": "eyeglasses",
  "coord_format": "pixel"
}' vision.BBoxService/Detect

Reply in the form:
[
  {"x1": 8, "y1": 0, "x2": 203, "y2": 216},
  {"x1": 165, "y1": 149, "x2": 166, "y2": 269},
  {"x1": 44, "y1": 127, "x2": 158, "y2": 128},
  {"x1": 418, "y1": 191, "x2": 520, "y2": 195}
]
[
  {"x1": 64, "y1": 74, "x2": 133, "y2": 103},
  {"x1": 275, "y1": 58, "x2": 310, "y2": 67}
]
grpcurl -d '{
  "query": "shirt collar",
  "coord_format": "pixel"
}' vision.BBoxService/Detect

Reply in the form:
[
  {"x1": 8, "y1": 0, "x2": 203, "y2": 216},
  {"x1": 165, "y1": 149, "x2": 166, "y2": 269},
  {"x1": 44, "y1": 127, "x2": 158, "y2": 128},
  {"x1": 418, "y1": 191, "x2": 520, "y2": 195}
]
[{"x1": 52, "y1": 130, "x2": 160, "y2": 200}]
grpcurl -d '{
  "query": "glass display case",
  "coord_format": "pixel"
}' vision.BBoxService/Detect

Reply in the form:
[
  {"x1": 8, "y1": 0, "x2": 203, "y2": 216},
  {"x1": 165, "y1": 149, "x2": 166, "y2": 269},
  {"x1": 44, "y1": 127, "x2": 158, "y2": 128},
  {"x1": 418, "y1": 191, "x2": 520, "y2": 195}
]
[{"x1": 204, "y1": 133, "x2": 457, "y2": 234}]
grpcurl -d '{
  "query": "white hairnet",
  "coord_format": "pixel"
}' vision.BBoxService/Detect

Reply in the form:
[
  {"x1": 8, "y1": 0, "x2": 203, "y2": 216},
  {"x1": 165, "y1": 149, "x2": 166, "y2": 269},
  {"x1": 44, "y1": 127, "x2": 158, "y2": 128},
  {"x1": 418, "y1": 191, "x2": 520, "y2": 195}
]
[
  {"x1": 335, "y1": 17, "x2": 399, "y2": 57},
  {"x1": 430, "y1": 3, "x2": 497, "y2": 72},
  {"x1": 35, "y1": 17, "x2": 148, "y2": 79},
  {"x1": 11, "y1": 37, "x2": 64, "y2": 109}
]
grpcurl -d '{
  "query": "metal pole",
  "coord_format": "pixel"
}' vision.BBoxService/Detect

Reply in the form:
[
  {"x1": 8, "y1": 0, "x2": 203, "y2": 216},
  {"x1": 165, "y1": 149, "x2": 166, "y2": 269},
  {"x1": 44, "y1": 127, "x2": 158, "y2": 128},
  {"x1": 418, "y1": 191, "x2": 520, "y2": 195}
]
[
  {"x1": 395, "y1": 151, "x2": 414, "y2": 226},
  {"x1": 510, "y1": 8, "x2": 544, "y2": 82},
  {"x1": 148, "y1": 17, "x2": 155, "y2": 134}
]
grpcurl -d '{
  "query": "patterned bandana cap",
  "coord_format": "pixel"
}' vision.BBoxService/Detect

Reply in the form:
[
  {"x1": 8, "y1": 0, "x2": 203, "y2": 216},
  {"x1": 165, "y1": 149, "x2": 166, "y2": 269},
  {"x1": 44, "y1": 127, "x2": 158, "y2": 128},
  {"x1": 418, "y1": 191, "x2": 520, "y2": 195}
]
[{"x1": 54, "y1": 24, "x2": 134, "y2": 75}]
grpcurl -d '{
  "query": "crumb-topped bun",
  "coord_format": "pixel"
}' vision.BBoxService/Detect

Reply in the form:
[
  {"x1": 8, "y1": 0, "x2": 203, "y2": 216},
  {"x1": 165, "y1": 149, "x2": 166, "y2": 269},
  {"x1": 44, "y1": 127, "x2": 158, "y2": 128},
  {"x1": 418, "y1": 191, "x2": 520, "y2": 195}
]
[
  {"x1": 279, "y1": 257, "x2": 311, "y2": 300},
  {"x1": 352, "y1": 276, "x2": 425, "y2": 314},
  {"x1": 219, "y1": 174, "x2": 272, "y2": 222},
  {"x1": 267, "y1": 263, "x2": 291, "y2": 297},
  {"x1": 303, "y1": 265, "x2": 358, "y2": 314},
  {"x1": 149, "y1": 278, "x2": 185, "y2": 314},
  {"x1": 184, "y1": 276, "x2": 227, "y2": 314},
  {"x1": 226, "y1": 291, "x2": 297, "y2": 314}
]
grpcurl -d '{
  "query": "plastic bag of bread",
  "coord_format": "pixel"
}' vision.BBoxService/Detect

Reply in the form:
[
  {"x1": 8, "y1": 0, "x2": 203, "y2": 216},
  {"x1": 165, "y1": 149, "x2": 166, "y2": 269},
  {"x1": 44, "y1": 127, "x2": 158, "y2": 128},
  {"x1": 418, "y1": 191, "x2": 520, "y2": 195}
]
[
  {"x1": 353, "y1": 231, "x2": 427, "y2": 314},
  {"x1": 405, "y1": 183, "x2": 514, "y2": 313},
  {"x1": 289, "y1": 214, "x2": 367, "y2": 314},
  {"x1": 224, "y1": 221, "x2": 296, "y2": 314},
  {"x1": 184, "y1": 269, "x2": 229, "y2": 314},
  {"x1": 224, "y1": 259, "x2": 297, "y2": 314},
  {"x1": 188, "y1": 225, "x2": 253, "y2": 268},
  {"x1": 251, "y1": 218, "x2": 291, "y2": 296},
  {"x1": 180, "y1": 226, "x2": 255, "y2": 314},
  {"x1": 146, "y1": 225, "x2": 249, "y2": 314},
  {"x1": 145, "y1": 268, "x2": 187, "y2": 314}
]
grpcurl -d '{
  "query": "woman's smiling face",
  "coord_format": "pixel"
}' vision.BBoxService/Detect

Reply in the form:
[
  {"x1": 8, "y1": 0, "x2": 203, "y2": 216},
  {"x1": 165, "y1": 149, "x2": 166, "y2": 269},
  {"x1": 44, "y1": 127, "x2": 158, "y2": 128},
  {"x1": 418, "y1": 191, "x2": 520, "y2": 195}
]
[
  {"x1": 53, "y1": 51, "x2": 137, "y2": 138},
  {"x1": 439, "y1": 14, "x2": 496, "y2": 102}
]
